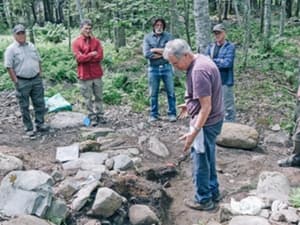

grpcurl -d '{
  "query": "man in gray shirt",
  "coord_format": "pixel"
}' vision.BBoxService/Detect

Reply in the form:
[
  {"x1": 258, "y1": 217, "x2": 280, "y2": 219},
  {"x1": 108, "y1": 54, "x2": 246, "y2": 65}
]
[{"x1": 4, "y1": 24, "x2": 49, "y2": 138}]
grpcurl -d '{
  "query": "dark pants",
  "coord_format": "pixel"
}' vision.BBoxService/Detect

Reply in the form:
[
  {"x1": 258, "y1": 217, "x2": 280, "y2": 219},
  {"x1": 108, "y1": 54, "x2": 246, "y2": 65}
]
[{"x1": 16, "y1": 76, "x2": 46, "y2": 131}]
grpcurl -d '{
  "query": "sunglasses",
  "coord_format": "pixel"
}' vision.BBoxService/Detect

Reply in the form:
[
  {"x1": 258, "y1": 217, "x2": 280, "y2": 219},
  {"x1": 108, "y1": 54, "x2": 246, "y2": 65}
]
[{"x1": 213, "y1": 31, "x2": 222, "y2": 35}]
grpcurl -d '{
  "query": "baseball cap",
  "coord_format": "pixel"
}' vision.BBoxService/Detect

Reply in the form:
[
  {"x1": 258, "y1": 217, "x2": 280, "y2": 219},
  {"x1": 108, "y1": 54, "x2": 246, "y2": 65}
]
[
  {"x1": 212, "y1": 24, "x2": 225, "y2": 32},
  {"x1": 13, "y1": 24, "x2": 25, "y2": 34}
]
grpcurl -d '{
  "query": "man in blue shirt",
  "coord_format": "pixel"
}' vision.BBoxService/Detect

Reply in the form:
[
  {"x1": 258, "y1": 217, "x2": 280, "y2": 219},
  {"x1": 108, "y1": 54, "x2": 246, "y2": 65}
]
[
  {"x1": 143, "y1": 18, "x2": 176, "y2": 122},
  {"x1": 206, "y1": 24, "x2": 236, "y2": 122}
]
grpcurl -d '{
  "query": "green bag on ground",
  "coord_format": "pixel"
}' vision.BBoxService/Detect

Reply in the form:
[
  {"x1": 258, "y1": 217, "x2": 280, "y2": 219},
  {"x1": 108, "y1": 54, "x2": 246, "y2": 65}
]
[{"x1": 45, "y1": 93, "x2": 72, "y2": 113}]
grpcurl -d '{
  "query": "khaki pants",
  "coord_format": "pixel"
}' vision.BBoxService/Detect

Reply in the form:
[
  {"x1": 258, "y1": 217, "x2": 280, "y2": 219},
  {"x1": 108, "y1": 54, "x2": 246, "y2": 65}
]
[{"x1": 79, "y1": 78, "x2": 103, "y2": 119}]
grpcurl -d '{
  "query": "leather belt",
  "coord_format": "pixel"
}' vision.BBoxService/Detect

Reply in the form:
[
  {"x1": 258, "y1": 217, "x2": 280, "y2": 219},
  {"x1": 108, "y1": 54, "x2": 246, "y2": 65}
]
[{"x1": 17, "y1": 73, "x2": 39, "y2": 80}]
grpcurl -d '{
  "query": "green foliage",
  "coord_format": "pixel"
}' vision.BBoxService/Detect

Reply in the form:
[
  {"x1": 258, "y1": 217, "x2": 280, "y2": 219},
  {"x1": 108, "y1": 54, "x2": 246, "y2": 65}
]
[
  {"x1": 33, "y1": 23, "x2": 68, "y2": 43},
  {"x1": 289, "y1": 188, "x2": 300, "y2": 208},
  {"x1": 38, "y1": 44, "x2": 77, "y2": 83}
]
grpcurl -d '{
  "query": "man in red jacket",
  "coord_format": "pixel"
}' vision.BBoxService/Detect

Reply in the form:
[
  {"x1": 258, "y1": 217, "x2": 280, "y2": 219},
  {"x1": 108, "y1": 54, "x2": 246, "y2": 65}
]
[{"x1": 72, "y1": 19, "x2": 105, "y2": 126}]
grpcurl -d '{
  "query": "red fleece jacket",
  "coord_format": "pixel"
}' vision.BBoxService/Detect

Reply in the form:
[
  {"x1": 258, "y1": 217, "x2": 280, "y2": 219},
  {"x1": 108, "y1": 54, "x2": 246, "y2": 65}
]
[{"x1": 72, "y1": 35, "x2": 104, "y2": 80}]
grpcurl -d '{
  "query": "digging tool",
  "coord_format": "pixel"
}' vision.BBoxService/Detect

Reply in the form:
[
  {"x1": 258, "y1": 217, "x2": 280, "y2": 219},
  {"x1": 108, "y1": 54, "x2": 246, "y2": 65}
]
[{"x1": 166, "y1": 152, "x2": 190, "y2": 168}]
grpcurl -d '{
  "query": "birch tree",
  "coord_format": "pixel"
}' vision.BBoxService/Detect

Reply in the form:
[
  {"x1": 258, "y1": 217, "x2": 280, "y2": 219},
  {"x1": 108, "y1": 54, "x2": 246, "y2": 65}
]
[
  {"x1": 194, "y1": 0, "x2": 211, "y2": 53},
  {"x1": 242, "y1": 0, "x2": 251, "y2": 68}
]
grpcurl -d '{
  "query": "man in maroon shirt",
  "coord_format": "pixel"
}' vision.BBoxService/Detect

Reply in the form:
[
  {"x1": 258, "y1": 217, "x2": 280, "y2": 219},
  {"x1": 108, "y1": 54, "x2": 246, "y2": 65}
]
[
  {"x1": 163, "y1": 39, "x2": 224, "y2": 211},
  {"x1": 72, "y1": 19, "x2": 105, "y2": 126}
]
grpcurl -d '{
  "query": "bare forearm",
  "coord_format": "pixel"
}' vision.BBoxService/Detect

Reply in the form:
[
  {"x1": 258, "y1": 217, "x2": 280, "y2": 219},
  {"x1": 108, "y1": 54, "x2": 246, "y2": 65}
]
[{"x1": 7, "y1": 68, "x2": 18, "y2": 84}]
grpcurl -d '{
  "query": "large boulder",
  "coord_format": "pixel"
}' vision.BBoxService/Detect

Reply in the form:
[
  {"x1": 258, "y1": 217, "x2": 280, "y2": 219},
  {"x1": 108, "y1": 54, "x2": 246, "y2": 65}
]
[
  {"x1": 0, "y1": 215, "x2": 55, "y2": 225},
  {"x1": 0, "y1": 153, "x2": 23, "y2": 176},
  {"x1": 0, "y1": 170, "x2": 54, "y2": 217},
  {"x1": 217, "y1": 123, "x2": 259, "y2": 149}
]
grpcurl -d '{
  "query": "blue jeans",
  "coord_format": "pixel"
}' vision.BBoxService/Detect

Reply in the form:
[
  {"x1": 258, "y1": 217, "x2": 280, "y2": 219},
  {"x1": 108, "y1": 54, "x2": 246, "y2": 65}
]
[
  {"x1": 148, "y1": 64, "x2": 176, "y2": 118},
  {"x1": 223, "y1": 85, "x2": 236, "y2": 122},
  {"x1": 190, "y1": 120, "x2": 223, "y2": 203}
]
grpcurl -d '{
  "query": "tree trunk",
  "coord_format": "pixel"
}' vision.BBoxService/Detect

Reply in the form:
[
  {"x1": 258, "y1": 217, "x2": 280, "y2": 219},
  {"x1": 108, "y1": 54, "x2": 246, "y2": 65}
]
[
  {"x1": 26, "y1": 1, "x2": 35, "y2": 44},
  {"x1": 194, "y1": 0, "x2": 211, "y2": 53},
  {"x1": 183, "y1": 0, "x2": 191, "y2": 46},
  {"x1": 296, "y1": 0, "x2": 300, "y2": 17},
  {"x1": 279, "y1": 0, "x2": 286, "y2": 36},
  {"x1": 170, "y1": 0, "x2": 179, "y2": 37},
  {"x1": 263, "y1": 0, "x2": 271, "y2": 50},
  {"x1": 75, "y1": 0, "x2": 84, "y2": 21},
  {"x1": 232, "y1": 0, "x2": 242, "y2": 26},
  {"x1": 286, "y1": 0, "x2": 292, "y2": 18},
  {"x1": 223, "y1": 0, "x2": 230, "y2": 20},
  {"x1": 217, "y1": 0, "x2": 223, "y2": 22},
  {"x1": 260, "y1": 0, "x2": 265, "y2": 33},
  {"x1": 242, "y1": 0, "x2": 251, "y2": 68},
  {"x1": 113, "y1": 10, "x2": 126, "y2": 51},
  {"x1": 31, "y1": 2, "x2": 37, "y2": 24}
]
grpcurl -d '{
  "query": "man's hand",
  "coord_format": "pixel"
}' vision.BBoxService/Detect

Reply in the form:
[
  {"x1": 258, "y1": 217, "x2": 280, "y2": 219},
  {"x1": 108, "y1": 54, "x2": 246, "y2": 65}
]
[
  {"x1": 177, "y1": 103, "x2": 188, "y2": 119},
  {"x1": 179, "y1": 130, "x2": 198, "y2": 152},
  {"x1": 152, "y1": 53, "x2": 162, "y2": 59},
  {"x1": 89, "y1": 51, "x2": 97, "y2": 56},
  {"x1": 150, "y1": 48, "x2": 164, "y2": 54}
]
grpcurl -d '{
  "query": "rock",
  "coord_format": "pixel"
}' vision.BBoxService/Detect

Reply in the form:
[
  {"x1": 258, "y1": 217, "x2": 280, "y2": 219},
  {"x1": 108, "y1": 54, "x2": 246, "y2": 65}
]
[
  {"x1": 264, "y1": 132, "x2": 290, "y2": 147},
  {"x1": 229, "y1": 196, "x2": 265, "y2": 215},
  {"x1": 132, "y1": 157, "x2": 142, "y2": 167},
  {"x1": 128, "y1": 148, "x2": 140, "y2": 156},
  {"x1": 49, "y1": 111, "x2": 85, "y2": 129},
  {"x1": 91, "y1": 187, "x2": 123, "y2": 217},
  {"x1": 259, "y1": 209, "x2": 270, "y2": 218},
  {"x1": 217, "y1": 123, "x2": 259, "y2": 149},
  {"x1": 256, "y1": 171, "x2": 290, "y2": 202},
  {"x1": 56, "y1": 179, "x2": 80, "y2": 199},
  {"x1": 84, "y1": 219, "x2": 102, "y2": 225},
  {"x1": 219, "y1": 204, "x2": 234, "y2": 222},
  {"x1": 79, "y1": 140, "x2": 102, "y2": 152},
  {"x1": 148, "y1": 136, "x2": 170, "y2": 158},
  {"x1": 81, "y1": 127, "x2": 114, "y2": 140},
  {"x1": 80, "y1": 152, "x2": 108, "y2": 165},
  {"x1": 207, "y1": 221, "x2": 222, "y2": 225},
  {"x1": 113, "y1": 154, "x2": 134, "y2": 171},
  {"x1": 51, "y1": 170, "x2": 64, "y2": 183},
  {"x1": 56, "y1": 143, "x2": 79, "y2": 162},
  {"x1": 129, "y1": 204, "x2": 160, "y2": 225},
  {"x1": 72, "y1": 180, "x2": 100, "y2": 211},
  {"x1": 0, "y1": 170, "x2": 54, "y2": 217},
  {"x1": 0, "y1": 153, "x2": 23, "y2": 176},
  {"x1": 229, "y1": 216, "x2": 270, "y2": 225},
  {"x1": 271, "y1": 124, "x2": 281, "y2": 131},
  {"x1": 271, "y1": 200, "x2": 288, "y2": 212},
  {"x1": 1, "y1": 215, "x2": 55, "y2": 225},
  {"x1": 74, "y1": 170, "x2": 103, "y2": 181},
  {"x1": 45, "y1": 199, "x2": 68, "y2": 224},
  {"x1": 105, "y1": 158, "x2": 114, "y2": 170}
]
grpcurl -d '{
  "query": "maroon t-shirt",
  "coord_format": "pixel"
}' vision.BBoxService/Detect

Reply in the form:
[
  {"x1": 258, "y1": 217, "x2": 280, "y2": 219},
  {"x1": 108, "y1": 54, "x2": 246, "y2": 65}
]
[{"x1": 185, "y1": 54, "x2": 224, "y2": 126}]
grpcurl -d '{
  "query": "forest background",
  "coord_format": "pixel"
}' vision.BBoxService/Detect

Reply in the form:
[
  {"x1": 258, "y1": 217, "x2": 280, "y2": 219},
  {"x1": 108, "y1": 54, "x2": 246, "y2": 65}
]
[{"x1": 0, "y1": 0, "x2": 299, "y2": 133}]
